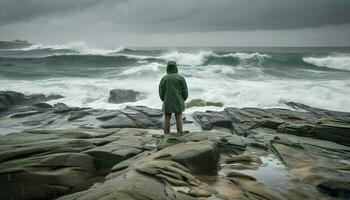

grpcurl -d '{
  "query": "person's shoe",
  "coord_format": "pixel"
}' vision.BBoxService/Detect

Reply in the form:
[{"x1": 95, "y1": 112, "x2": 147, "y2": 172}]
[{"x1": 179, "y1": 131, "x2": 190, "y2": 134}]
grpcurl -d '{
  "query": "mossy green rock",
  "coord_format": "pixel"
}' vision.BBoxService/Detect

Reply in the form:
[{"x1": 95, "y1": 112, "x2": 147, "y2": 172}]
[{"x1": 185, "y1": 99, "x2": 223, "y2": 108}]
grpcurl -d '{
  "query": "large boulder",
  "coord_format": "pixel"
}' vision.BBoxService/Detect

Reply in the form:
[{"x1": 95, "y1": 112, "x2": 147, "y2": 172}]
[
  {"x1": 0, "y1": 91, "x2": 26, "y2": 111},
  {"x1": 152, "y1": 140, "x2": 220, "y2": 175},
  {"x1": 193, "y1": 111, "x2": 232, "y2": 130},
  {"x1": 108, "y1": 89, "x2": 142, "y2": 104},
  {"x1": 0, "y1": 91, "x2": 64, "y2": 112}
]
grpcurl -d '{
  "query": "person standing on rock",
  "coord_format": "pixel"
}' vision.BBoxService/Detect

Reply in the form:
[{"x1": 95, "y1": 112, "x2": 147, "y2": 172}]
[{"x1": 159, "y1": 61, "x2": 188, "y2": 134}]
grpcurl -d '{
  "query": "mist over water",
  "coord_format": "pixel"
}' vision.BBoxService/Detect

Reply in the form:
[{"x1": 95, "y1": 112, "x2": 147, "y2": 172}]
[{"x1": 1, "y1": 42, "x2": 350, "y2": 112}]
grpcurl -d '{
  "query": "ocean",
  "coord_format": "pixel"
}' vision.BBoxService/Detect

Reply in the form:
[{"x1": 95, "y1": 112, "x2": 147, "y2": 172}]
[{"x1": 0, "y1": 41, "x2": 349, "y2": 112}]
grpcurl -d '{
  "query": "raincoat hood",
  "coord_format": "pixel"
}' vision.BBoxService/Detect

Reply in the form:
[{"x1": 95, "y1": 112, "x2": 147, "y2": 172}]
[{"x1": 166, "y1": 61, "x2": 178, "y2": 74}]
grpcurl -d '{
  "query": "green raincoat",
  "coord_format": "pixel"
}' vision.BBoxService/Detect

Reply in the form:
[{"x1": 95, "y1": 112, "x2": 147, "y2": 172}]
[{"x1": 159, "y1": 61, "x2": 188, "y2": 113}]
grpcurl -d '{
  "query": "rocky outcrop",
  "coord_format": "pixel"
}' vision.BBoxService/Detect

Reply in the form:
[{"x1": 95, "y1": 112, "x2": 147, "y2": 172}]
[
  {"x1": 192, "y1": 111, "x2": 233, "y2": 130},
  {"x1": 108, "y1": 89, "x2": 142, "y2": 104},
  {"x1": 0, "y1": 128, "x2": 148, "y2": 199},
  {"x1": 2, "y1": 125, "x2": 347, "y2": 200},
  {"x1": 99, "y1": 106, "x2": 166, "y2": 129},
  {"x1": 0, "y1": 91, "x2": 63, "y2": 112},
  {"x1": 193, "y1": 102, "x2": 350, "y2": 146},
  {"x1": 55, "y1": 131, "x2": 233, "y2": 200},
  {"x1": 1, "y1": 124, "x2": 350, "y2": 200},
  {"x1": 1, "y1": 98, "x2": 350, "y2": 200},
  {"x1": 152, "y1": 140, "x2": 220, "y2": 174},
  {"x1": 0, "y1": 103, "x2": 172, "y2": 135}
]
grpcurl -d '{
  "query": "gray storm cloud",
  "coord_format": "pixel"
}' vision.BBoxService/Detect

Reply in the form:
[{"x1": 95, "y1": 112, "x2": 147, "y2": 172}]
[
  {"x1": 0, "y1": 0, "x2": 349, "y2": 46},
  {"x1": 1, "y1": 0, "x2": 350, "y2": 30},
  {"x1": 0, "y1": 0, "x2": 99, "y2": 25},
  {"x1": 107, "y1": 0, "x2": 350, "y2": 31}
]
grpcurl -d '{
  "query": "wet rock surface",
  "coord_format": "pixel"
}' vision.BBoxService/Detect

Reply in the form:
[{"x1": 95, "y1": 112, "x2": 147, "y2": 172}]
[
  {"x1": 108, "y1": 89, "x2": 143, "y2": 104},
  {"x1": 2, "y1": 126, "x2": 347, "y2": 200},
  {"x1": 193, "y1": 102, "x2": 350, "y2": 146},
  {"x1": 0, "y1": 102, "x2": 178, "y2": 135},
  {"x1": 0, "y1": 91, "x2": 349, "y2": 200}
]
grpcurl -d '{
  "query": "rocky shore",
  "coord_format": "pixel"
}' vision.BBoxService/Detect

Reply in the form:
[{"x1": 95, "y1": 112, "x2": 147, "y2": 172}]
[{"x1": 0, "y1": 91, "x2": 349, "y2": 200}]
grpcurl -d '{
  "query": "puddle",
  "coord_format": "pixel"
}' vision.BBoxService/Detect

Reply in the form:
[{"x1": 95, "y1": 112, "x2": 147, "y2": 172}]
[{"x1": 239, "y1": 154, "x2": 290, "y2": 188}]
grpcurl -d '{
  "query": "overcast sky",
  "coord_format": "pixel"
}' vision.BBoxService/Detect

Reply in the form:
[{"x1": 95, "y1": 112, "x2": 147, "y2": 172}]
[{"x1": 1, "y1": 0, "x2": 350, "y2": 47}]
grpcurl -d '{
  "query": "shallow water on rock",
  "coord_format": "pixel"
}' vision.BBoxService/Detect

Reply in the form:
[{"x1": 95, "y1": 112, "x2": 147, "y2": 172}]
[
  {"x1": 338, "y1": 170, "x2": 350, "y2": 181},
  {"x1": 240, "y1": 154, "x2": 290, "y2": 188}
]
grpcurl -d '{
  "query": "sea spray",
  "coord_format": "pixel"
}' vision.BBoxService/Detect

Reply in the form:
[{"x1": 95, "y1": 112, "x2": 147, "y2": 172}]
[{"x1": 15, "y1": 41, "x2": 124, "y2": 55}]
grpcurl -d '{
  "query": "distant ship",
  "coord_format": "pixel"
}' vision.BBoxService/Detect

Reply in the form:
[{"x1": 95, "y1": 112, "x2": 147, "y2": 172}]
[{"x1": 0, "y1": 39, "x2": 32, "y2": 49}]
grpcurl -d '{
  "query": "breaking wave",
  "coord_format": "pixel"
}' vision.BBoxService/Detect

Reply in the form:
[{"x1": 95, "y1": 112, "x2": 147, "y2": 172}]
[
  {"x1": 157, "y1": 51, "x2": 269, "y2": 66},
  {"x1": 159, "y1": 51, "x2": 214, "y2": 65},
  {"x1": 1, "y1": 43, "x2": 350, "y2": 112},
  {"x1": 303, "y1": 54, "x2": 350, "y2": 71},
  {"x1": 18, "y1": 41, "x2": 124, "y2": 56},
  {"x1": 221, "y1": 52, "x2": 270, "y2": 59}
]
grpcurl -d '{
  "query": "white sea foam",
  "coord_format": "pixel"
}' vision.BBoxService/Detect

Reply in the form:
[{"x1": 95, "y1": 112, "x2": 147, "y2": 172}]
[
  {"x1": 1, "y1": 67, "x2": 349, "y2": 113},
  {"x1": 19, "y1": 41, "x2": 124, "y2": 55},
  {"x1": 180, "y1": 65, "x2": 236, "y2": 80},
  {"x1": 221, "y1": 52, "x2": 270, "y2": 60},
  {"x1": 119, "y1": 62, "x2": 162, "y2": 76},
  {"x1": 159, "y1": 51, "x2": 214, "y2": 65},
  {"x1": 303, "y1": 54, "x2": 350, "y2": 71},
  {"x1": 186, "y1": 78, "x2": 350, "y2": 112},
  {"x1": 156, "y1": 51, "x2": 269, "y2": 66},
  {"x1": 209, "y1": 65, "x2": 236, "y2": 75},
  {"x1": 119, "y1": 54, "x2": 152, "y2": 60}
]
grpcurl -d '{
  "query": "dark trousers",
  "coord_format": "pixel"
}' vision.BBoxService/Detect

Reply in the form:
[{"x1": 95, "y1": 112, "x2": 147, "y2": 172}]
[{"x1": 163, "y1": 113, "x2": 182, "y2": 134}]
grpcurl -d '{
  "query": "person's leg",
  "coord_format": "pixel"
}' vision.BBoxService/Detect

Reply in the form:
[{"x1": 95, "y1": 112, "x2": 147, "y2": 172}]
[
  {"x1": 175, "y1": 113, "x2": 183, "y2": 133},
  {"x1": 164, "y1": 113, "x2": 171, "y2": 134}
]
